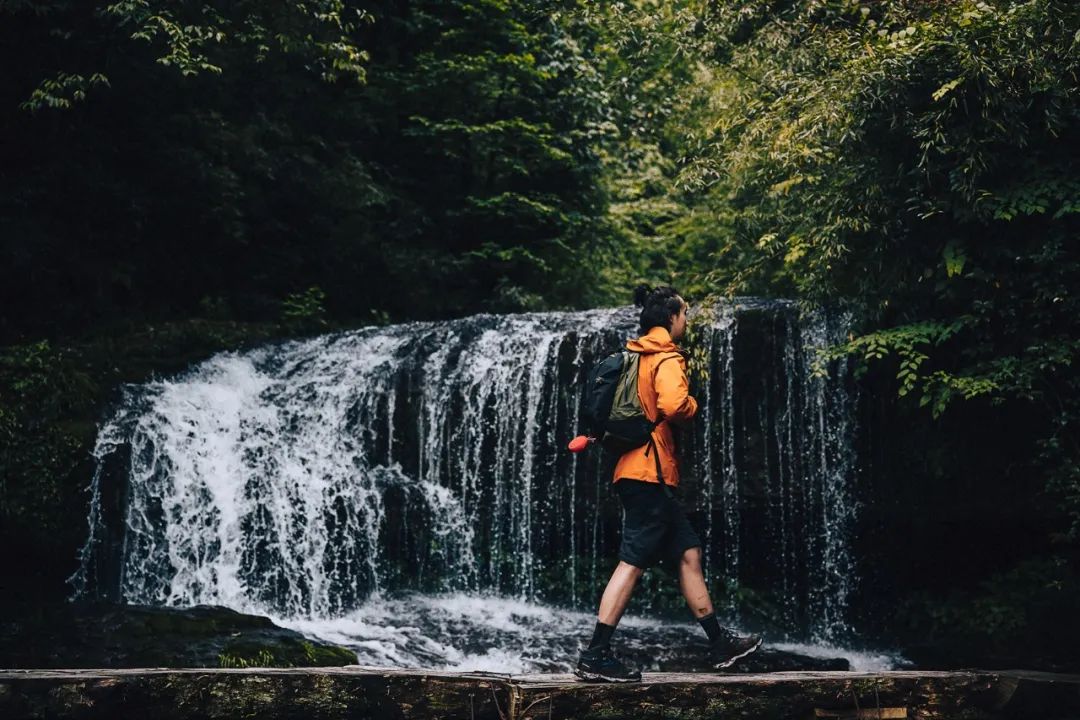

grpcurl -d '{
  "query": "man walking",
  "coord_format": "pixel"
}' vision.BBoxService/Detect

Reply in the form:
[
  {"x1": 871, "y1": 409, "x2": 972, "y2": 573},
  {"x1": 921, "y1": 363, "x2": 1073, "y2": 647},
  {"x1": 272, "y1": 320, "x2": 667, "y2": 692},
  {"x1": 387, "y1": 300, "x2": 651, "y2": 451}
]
[{"x1": 575, "y1": 285, "x2": 763, "y2": 682}]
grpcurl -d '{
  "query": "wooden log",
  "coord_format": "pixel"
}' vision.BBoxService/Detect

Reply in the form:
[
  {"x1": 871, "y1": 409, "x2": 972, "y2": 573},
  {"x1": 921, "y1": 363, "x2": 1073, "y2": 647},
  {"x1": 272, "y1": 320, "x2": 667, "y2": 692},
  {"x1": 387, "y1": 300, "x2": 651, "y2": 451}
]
[
  {"x1": 0, "y1": 667, "x2": 510, "y2": 720},
  {"x1": 814, "y1": 709, "x2": 907, "y2": 718},
  {"x1": 509, "y1": 670, "x2": 1007, "y2": 720},
  {"x1": 1, "y1": 667, "x2": 1078, "y2": 720}
]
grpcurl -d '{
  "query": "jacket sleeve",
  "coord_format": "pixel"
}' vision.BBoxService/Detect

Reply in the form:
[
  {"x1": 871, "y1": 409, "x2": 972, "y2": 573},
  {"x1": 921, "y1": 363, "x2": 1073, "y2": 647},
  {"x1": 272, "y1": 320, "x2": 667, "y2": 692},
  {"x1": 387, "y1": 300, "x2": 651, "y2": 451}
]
[{"x1": 654, "y1": 354, "x2": 698, "y2": 424}]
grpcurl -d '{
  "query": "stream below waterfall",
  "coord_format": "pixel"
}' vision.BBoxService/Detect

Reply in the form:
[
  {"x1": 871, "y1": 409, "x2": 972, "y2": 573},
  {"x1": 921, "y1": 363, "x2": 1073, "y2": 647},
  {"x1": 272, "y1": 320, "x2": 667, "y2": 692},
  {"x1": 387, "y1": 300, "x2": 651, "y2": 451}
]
[{"x1": 271, "y1": 592, "x2": 906, "y2": 673}]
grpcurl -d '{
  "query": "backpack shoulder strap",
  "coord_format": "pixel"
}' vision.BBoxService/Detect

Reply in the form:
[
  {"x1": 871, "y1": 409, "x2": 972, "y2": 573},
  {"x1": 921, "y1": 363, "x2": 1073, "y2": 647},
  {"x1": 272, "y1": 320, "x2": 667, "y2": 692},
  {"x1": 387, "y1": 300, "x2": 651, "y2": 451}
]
[{"x1": 649, "y1": 351, "x2": 685, "y2": 394}]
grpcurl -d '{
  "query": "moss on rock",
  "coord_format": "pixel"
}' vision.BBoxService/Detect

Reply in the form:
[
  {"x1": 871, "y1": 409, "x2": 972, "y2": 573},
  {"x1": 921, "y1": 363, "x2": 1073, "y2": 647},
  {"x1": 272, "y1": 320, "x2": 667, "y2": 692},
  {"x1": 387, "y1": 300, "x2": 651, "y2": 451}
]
[{"x1": 0, "y1": 602, "x2": 357, "y2": 669}]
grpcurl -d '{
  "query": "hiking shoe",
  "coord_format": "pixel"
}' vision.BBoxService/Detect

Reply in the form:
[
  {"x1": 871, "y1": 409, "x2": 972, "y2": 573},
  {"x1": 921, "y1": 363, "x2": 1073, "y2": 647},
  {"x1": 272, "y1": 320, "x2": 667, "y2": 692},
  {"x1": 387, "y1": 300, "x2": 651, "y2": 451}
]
[
  {"x1": 707, "y1": 627, "x2": 763, "y2": 669},
  {"x1": 574, "y1": 644, "x2": 642, "y2": 683}
]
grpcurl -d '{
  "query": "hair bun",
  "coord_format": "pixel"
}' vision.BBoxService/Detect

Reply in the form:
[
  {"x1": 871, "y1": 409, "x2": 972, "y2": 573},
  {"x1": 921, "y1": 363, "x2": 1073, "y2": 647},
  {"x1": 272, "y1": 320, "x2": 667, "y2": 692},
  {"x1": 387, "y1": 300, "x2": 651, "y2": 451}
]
[{"x1": 632, "y1": 284, "x2": 654, "y2": 308}]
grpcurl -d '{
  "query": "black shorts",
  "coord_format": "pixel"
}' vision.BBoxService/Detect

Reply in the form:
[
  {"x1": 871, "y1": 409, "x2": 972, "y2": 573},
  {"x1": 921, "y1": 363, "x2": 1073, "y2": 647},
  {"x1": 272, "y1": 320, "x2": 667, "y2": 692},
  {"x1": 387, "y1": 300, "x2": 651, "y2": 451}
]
[{"x1": 615, "y1": 478, "x2": 702, "y2": 572}]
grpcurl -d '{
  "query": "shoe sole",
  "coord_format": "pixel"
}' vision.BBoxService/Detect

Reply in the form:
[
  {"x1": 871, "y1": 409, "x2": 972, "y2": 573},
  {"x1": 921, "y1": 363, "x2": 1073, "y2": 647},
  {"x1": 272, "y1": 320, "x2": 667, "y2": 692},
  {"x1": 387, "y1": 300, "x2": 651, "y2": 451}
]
[
  {"x1": 712, "y1": 637, "x2": 763, "y2": 669},
  {"x1": 573, "y1": 667, "x2": 642, "y2": 683}
]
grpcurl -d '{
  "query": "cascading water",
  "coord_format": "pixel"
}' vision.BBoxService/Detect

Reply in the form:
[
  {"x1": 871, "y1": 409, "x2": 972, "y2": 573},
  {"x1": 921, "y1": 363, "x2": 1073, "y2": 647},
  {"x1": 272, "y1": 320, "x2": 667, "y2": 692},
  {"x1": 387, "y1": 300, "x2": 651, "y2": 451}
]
[{"x1": 70, "y1": 301, "x2": 888, "y2": 670}]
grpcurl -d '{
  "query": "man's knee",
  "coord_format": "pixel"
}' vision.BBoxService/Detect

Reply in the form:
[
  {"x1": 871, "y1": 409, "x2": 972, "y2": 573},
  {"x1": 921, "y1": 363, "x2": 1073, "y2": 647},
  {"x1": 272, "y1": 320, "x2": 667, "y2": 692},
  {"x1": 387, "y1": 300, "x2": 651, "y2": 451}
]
[{"x1": 680, "y1": 546, "x2": 702, "y2": 570}]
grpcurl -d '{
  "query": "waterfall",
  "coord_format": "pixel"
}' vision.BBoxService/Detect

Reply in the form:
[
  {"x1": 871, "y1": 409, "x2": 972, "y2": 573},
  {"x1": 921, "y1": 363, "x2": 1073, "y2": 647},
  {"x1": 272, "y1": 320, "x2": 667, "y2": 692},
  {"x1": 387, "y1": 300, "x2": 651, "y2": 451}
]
[{"x1": 70, "y1": 301, "x2": 859, "y2": 646}]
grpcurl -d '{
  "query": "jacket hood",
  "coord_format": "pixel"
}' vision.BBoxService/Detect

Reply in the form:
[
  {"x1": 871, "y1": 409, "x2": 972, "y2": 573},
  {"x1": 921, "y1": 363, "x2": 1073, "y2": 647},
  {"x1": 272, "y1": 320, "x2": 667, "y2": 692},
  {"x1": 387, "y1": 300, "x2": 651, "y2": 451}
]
[{"x1": 626, "y1": 326, "x2": 678, "y2": 354}]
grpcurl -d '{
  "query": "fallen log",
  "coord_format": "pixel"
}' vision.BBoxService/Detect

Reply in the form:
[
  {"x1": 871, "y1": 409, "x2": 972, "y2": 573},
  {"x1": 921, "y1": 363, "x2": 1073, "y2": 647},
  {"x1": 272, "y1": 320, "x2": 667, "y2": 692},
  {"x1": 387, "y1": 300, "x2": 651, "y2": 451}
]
[{"x1": 1, "y1": 667, "x2": 1077, "y2": 719}]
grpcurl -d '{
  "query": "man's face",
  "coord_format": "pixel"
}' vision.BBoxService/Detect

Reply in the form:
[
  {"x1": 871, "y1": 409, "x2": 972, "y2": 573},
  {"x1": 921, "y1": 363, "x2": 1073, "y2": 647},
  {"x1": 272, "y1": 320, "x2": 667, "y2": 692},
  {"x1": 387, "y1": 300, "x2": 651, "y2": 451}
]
[{"x1": 670, "y1": 300, "x2": 688, "y2": 340}]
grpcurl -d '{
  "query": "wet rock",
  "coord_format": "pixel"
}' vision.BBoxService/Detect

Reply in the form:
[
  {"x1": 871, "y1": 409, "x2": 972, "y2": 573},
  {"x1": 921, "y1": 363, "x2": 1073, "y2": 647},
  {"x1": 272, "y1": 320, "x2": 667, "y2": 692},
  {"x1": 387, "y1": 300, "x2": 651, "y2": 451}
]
[
  {"x1": 0, "y1": 602, "x2": 356, "y2": 669},
  {"x1": 631, "y1": 642, "x2": 849, "y2": 673}
]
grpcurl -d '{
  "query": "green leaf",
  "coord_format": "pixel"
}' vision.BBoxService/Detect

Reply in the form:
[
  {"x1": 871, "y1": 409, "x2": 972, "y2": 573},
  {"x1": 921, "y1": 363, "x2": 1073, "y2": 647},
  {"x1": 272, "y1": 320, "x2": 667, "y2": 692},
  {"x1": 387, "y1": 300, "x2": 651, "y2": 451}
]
[{"x1": 943, "y1": 241, "x2": 966, "y2": 278}]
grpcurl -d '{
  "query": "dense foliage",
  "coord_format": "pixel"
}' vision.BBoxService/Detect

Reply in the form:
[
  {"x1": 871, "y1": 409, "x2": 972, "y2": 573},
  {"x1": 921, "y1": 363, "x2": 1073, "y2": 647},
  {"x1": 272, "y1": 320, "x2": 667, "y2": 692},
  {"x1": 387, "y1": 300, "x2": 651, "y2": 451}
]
[
  {"x1": 683, "y1": 2, "x2": 1080, "y2": 543},
  {"x1": 586, "y1": 0, "x2": 1080, "y2": 665},
  {"x1": 0, "y1": 0, "x2": 613, "y2": 343}
]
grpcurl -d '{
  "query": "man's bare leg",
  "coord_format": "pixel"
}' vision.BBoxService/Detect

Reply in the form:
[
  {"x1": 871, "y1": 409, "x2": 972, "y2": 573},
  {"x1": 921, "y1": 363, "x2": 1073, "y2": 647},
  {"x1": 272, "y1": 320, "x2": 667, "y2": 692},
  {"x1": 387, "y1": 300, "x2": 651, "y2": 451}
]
[
  {"x1": 677, "y1": 545, "x2": 764, "y2": 665},
  {"x1": 598, "y1": 560, "x2": 644, "y2": 625},
  {"x1": 577, "y1": 560, "x2": 646, "y2": 681},
  {"x1": 581, "y1": 561, "x2": 644, "y2": 651},
  {"x1": 677, "y1": 546, "x2": 714, "y2": 619}
]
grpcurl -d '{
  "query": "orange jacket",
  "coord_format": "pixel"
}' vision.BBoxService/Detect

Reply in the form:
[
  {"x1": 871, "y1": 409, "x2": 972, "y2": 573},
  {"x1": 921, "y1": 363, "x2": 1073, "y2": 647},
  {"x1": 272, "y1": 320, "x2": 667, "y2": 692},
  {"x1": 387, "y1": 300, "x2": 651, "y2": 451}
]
[{"x1": 612, "y1": 326, "x2": 699, "y2": 487}]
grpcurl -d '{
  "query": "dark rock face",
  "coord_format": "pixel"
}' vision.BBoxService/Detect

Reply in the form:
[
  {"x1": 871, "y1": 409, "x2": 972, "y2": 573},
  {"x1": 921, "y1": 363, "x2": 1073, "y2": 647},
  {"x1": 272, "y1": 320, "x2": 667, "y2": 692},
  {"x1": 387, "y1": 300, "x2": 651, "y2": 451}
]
[
  {"x1": 593, "y1": 623, "x2": 851, "y2": 673},
  {"x1": 0, "y1": 602, "x2": 356, "y2": 669},
  {"x1": 900, "y1": 642, "x2": 1080, "y2": 675},
  {"x1": 649, "y1": 645, "x2": 850, "y2": 673}
]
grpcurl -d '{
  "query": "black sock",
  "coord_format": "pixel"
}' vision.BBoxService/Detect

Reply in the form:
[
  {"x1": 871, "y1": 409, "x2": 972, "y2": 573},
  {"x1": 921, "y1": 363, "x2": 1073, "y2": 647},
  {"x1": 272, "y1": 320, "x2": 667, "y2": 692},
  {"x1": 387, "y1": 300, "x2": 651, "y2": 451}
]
[
  {"x1": 698, "y1": 612, "x2": 723, "y2": 643},
  {"x1": 588, "y1": 621, "x2": 617, "y2": 650}
]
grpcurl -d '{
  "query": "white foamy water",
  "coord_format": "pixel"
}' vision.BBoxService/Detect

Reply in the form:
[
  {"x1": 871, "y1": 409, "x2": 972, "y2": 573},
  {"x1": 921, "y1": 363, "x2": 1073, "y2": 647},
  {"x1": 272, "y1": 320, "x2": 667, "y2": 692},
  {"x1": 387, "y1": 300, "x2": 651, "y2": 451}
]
[{"x1": 272, "y1": 592, "x2": 907, "y2": 673}]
